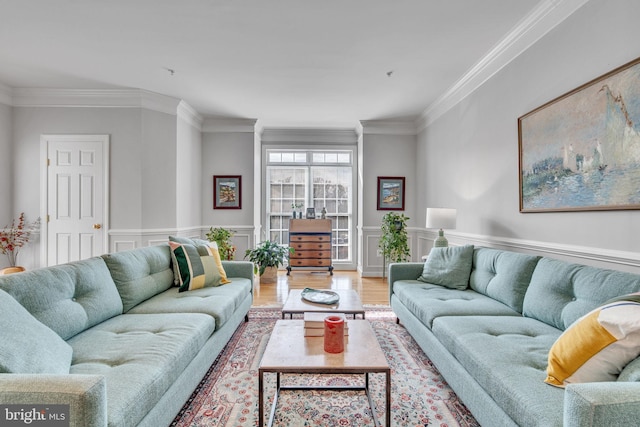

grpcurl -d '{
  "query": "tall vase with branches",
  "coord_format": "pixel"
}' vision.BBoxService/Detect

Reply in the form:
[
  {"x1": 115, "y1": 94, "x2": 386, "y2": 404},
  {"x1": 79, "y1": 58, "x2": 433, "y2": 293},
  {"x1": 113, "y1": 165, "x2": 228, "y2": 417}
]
[
  {"x1": 0, "y1": 213, "x2": 41, "y2": 268},
  {"x1": 378, "y1": 212, "x2": 410, "y2": 277}
]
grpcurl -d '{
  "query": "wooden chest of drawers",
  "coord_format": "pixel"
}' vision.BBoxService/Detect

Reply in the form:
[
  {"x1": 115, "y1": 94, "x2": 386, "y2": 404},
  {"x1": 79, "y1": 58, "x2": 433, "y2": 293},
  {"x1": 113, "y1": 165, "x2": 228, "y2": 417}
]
[{"x1": 287, "y1": 219, "x2": 333, "y2": 275}]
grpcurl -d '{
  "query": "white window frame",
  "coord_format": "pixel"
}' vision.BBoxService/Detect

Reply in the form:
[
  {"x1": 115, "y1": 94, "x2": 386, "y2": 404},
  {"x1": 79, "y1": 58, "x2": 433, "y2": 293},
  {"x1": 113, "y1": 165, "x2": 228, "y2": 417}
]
[{"x1": 263, "y1": 147, "x2": 356, "y2": 269}]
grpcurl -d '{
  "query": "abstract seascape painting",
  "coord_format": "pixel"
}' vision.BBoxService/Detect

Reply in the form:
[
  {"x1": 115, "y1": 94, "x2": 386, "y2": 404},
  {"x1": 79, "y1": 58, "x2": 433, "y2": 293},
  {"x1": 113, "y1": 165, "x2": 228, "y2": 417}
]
[{"x1": 518, "y1": 56, "x2": 640, "y2": 212}]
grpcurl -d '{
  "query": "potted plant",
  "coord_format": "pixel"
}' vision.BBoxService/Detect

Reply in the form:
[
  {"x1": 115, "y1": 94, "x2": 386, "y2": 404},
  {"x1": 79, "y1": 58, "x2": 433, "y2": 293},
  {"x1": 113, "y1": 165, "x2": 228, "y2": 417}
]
[
  {"x1": 0, "y1": 213, "x2": 41, "y2": 274},
  {"x1": 205, "y1": 227, "x2": 236, "y2": 260},
  {"x1": 378, "y1": 212, "x2": 410, "y2": 277},
  {"x1": 291, "y1": 202, "x2": 304, "y2": 219},
  {"x1": 244, "y1": 240, "x2": 294, "y2": 284}
]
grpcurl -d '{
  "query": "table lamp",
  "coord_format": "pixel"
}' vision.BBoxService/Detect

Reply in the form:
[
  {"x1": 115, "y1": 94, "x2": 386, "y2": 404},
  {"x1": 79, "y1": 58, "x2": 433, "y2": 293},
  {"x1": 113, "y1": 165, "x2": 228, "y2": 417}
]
[{"x1": 426, "y1": 208, "x2": 457, "y2": 247}]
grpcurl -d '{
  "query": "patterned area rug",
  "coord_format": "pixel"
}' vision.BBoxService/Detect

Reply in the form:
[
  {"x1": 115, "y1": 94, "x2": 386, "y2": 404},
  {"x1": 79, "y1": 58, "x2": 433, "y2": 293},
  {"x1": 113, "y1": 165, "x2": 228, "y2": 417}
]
[{"x1": 171, "y1": 307, "x2": 479, "y2": 426}]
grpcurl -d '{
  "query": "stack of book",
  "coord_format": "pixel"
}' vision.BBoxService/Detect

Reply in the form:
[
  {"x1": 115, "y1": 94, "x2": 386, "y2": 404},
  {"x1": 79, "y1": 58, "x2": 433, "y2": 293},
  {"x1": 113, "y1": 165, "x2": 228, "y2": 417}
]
[{"x1": 303, "y1": 312, "x2": 349, "y2": 336}]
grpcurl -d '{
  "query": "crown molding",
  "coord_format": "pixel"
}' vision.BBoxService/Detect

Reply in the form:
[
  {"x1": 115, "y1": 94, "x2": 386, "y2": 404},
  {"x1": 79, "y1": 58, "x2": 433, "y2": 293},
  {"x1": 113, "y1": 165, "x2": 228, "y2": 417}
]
[
  {"x1": 417, "y1": 0, "x2": 590, "y2": 132},
  {"x1": 10, "y1": 88, "x2": 182, "y2": 115},
  {"x1": 201, "y1": 117, "x2": 257, "y2": 133},
  {"x1": 177, "y1": 101, "x2": 203, "y2": 130},
  {"x1": 0, "y1": 83, "x2": 11, "y2": 106},
  {"x1": 360, "y1": 120, "x2": 417, "y2": 136},
  {"x1": 139, "y1": 90, "x2": 182, "y2": 115},
  {"x1": 260, "y1": 127, "x2": 359, "y2": 144}
]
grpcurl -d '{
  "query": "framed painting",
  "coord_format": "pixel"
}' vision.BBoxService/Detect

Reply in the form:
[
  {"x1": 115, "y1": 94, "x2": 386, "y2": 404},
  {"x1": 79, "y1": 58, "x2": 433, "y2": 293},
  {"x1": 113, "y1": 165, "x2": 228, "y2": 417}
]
[
  {"x1": 213, "y1": 175, "x2": 241, "y2": 209},
  {"x1": 377, "y1": 176, "x2": 405, "y2": 210},
  {"x1": 518, "y1": 56, "x2": 640, "y2": 212}
]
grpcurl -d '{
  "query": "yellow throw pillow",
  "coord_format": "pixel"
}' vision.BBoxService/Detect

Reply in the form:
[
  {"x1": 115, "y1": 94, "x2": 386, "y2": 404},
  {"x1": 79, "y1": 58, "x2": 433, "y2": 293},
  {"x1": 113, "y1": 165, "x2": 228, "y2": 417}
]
[
  {"x1": 204, "y1": 241, "x2": 231, "y2": 285},
  {"x1": 545, "y1": 293, "x2": 640, "y2": 387}
]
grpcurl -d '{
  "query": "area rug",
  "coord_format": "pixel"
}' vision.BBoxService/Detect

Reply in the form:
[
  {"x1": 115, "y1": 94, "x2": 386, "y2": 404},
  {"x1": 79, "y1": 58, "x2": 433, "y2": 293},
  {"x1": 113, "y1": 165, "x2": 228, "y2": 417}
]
[{"x1": 171, "y1": 307, "x2": 479, "y2": 426}]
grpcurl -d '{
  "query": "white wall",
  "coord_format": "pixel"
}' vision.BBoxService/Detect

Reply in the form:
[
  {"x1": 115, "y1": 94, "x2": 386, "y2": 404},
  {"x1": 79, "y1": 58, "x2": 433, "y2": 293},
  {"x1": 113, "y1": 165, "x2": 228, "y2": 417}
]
[{"x1": 419, "y1": 0, "x2": 640, "y2": 272}]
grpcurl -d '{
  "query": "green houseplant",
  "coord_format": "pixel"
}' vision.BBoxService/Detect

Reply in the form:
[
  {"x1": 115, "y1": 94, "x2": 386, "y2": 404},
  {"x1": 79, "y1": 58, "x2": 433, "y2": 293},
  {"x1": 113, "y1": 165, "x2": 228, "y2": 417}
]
[
  {"x1": 244, "y1": 240, "x2": 294, "y2": 283},
  {"x1": 378, "y1": 212, "x2": 410, "y2": 276},
  {"x1": 205, "y1": 227, "x2": 236, "y2": 260}
]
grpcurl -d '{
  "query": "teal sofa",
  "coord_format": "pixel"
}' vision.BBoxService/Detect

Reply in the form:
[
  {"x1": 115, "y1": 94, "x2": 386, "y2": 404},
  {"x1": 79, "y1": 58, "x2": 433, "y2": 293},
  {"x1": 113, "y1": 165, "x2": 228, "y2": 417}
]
[
  {"x1": 389, "y1": 247, "x2": 640, "y2": 427},
  {"x1": 0, "y1": 244, "x2": 254, "y2": 427}
]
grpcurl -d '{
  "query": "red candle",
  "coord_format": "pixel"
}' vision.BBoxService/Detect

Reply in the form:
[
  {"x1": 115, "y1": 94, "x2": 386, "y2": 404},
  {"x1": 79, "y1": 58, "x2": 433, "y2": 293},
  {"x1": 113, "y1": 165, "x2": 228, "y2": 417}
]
[{"x1": 324, "y1": 315, "x2": 345, "y2": 353}]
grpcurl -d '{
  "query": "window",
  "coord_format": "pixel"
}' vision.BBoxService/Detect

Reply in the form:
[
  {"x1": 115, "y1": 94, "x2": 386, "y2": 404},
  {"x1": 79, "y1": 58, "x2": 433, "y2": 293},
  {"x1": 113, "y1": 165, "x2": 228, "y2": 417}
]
[{"x1": 266, "y1": 149, "x2": 353, "y2": 263}]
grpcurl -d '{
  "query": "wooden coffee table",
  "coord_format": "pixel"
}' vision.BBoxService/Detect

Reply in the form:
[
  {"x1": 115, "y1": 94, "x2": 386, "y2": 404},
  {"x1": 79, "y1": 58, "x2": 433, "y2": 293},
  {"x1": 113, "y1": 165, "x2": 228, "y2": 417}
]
[
  {"x1": 258, "y1": 319, "x2": 390, "y2": 427},
  {"x1": 281, "y1": 289, "x2": 365, "y2": 319}
]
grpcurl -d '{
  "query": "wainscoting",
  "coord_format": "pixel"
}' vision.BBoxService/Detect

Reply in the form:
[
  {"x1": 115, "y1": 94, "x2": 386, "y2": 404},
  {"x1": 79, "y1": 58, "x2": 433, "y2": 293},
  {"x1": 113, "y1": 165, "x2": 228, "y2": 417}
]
[
  {"x1": 108, "y1": 224, "x2": 640, "y2": 277},
  {"x1": 108, "y1": 225, "x2": 256, "y2": 257},
  {"x1": 359, "y1": 226, "x2": 640, "y2": 277}
]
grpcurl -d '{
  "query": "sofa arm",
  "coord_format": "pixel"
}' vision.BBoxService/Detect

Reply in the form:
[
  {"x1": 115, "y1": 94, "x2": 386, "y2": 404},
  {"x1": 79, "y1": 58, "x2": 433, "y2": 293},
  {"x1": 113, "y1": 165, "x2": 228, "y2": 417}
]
[
  {"x1": 222, "y1": 261, "x2": 255, "y2": 282},
  {"x1": 564, "y1": 382, "x2": 640, "y2": 427},
  {"x1": 388, "y1": 262, "x2": 424, "y2": 299},
  {"x1": 0, "y1": 374, "x2": 107, "y2": 427}
]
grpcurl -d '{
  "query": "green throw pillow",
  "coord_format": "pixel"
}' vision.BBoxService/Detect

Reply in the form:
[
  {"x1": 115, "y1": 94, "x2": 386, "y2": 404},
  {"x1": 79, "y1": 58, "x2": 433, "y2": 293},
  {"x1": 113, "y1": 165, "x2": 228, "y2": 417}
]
[
  {"x1": 0, "y1": 289, "x2": 73, "y2": 374},
  {"x1": 417, "y1": 244, "x2": 474, "y2": 290}
]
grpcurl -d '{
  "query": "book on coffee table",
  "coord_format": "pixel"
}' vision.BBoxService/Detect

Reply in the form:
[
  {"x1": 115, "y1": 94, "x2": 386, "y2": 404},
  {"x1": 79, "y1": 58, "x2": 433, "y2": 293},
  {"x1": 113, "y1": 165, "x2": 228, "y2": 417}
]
[{"x1": 303, "y1": 312, "x2": 348, "y2": 336}]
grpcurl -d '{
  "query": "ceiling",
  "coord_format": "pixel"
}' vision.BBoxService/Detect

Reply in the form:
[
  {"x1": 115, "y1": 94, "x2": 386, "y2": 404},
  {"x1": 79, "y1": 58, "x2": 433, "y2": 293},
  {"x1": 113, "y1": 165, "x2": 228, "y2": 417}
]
[{"x1": 0, "y1": 0, "x2": 542, "y2": 125}]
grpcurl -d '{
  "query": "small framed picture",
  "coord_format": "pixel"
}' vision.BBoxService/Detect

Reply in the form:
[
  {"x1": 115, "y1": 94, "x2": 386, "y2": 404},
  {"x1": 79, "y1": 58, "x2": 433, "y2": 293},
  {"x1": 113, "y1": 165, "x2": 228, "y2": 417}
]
[
  {"x1": 306, "y1": 207, "x2": 316, "y2": 219},
  {"x1": 213, "y1": 175, "x2": 241, "y2": 209},
  {"x1": 377, "y1": 176, "x2": 405, "y2": 210}
]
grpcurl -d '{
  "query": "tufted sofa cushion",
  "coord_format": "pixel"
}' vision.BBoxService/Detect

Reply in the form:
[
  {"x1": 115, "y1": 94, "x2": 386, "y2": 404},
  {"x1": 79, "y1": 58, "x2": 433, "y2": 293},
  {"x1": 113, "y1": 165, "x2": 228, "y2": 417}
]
[
  {"x1": 432, "y1": 315, "x2": 565, "y2": 426},
  {"x1": 0, "y1": 257, "x2": 123, "y2": 340},
  {"x1": 102, "y1": 245, "x2": 174, "y2": 312},
  {"x1": 127, "y1": 278, "x2": 253, "y2": 330},
  {"x1": 523, "y1": 258, "x2": 640, "y2": 330},
  {"x1": 469, "y1": 248, "x2": 541, "y2": 313},
  {"x1": 392, "y1": 281, "x2": 520, "y2": 328},
  {"x1": 68, "y1": 312, "x2": 215, "y2": 427}
]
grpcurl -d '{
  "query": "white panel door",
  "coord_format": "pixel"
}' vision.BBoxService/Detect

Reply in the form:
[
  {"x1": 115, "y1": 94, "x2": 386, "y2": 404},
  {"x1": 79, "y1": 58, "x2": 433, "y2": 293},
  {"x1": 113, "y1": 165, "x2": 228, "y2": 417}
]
[{"x1": 44, "y1": 135, "x2": 108, "y2": 266}]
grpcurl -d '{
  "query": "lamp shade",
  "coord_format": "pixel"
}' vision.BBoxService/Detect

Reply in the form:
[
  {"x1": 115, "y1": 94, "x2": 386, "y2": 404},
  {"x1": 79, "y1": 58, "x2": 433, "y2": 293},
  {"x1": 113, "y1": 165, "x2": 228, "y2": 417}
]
[{"x1": 426, "y1": 208, "x2": 457, "y2": 230}]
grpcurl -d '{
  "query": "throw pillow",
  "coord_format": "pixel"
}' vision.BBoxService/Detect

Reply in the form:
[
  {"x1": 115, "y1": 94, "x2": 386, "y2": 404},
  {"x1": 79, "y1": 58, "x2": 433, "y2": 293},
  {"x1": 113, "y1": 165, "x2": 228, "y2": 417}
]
[
  {"x1": 168, "y1": 236, "x2": 231, "y2": 286},
  {"x1": 169, "y1": 242, "x2": 230, "y2": 292},
  {"x1": 545, "y1": 292, "x2": 640, "y2": 388},
  {"x1": 169, "y1": 236, "x2": 196, "y2": 285},
  {"x1": 205, "y1": 241, "x2": 231, "y2": 285},
  {"x1": 417, "y1": 244, "x2": 474, "y2": 290},
  {"x1": 0, "y1": 289, "x2": 73, "y2": 374}
]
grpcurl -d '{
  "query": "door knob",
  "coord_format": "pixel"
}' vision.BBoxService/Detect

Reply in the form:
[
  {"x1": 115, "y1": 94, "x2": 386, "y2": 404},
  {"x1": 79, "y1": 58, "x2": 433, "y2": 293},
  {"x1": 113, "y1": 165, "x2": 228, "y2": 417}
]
[{"x1": 93, "y1": 224, "x2": 102, "y2": 229}]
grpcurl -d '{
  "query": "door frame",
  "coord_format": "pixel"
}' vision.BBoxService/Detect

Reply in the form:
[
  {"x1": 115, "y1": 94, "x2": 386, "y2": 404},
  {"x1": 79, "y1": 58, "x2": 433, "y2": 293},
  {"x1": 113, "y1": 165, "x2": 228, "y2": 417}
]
[{"x1": 40, "y1": 134, "x2": 110, "y2": 267}]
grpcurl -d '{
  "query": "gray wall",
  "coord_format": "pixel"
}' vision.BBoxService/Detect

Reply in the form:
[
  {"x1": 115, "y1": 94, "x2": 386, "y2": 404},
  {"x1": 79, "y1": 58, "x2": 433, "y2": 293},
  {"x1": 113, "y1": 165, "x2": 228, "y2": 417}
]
[
  {"x1": 419, "y1": 0, "x2": 640, "y2": 271},
  {"x1": 201, "y1": 131, "x2": 255, "y2": 258},
  {"x1": 176, "y1": 113, "x2": 203, "y2": 229},
  {"x1": 360, "y1": 132, "x2": 417, "y2": 275},
  {"x1": 9, "y1": 106, "x2": 191, "y2": 261},
  {"x1": 0, "y1": 104, "x2": 11, "y2": 225},
  {"x1": 140, "y1": 109, "x2": 178, "y2": 229},
  {"x1": 12, "y1": 107, "x2": 143, "y2": 229}
]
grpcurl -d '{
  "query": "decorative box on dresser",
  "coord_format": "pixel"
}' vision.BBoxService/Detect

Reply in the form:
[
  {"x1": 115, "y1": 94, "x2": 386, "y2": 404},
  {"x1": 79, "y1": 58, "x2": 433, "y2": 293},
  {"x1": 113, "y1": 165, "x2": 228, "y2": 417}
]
[{"x1": 287, "y1": 219, "x2": 333, "y2": 275}]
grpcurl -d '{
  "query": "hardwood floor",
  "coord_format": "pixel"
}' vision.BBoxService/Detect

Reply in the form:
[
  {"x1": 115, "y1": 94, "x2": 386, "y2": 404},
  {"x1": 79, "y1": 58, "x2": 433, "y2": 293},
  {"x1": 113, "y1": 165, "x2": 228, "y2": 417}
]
[{"x1": 251, "y1": 270, "x2": 390, "y2": 307}]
